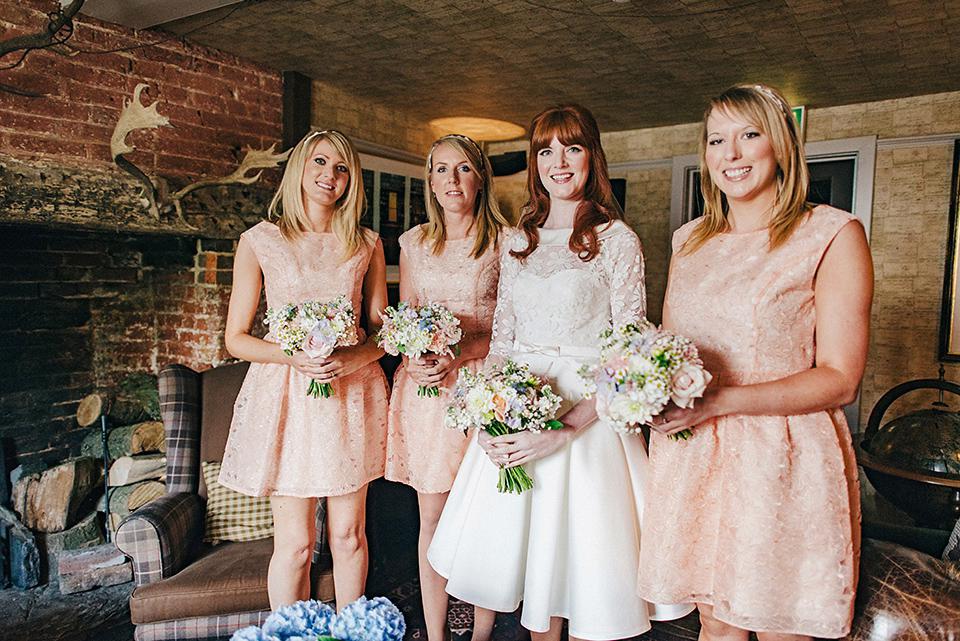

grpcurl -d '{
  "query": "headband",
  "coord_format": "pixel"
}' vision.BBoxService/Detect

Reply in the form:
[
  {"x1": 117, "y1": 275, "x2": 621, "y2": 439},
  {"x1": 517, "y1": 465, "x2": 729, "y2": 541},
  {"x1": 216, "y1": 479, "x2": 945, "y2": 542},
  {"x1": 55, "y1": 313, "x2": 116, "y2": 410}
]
[
  {"x1": 428, "y1": 134, "x2": 485, "y2": 170},
  {"x1": 753, "y1": 85, "x2": 789, "y2": 114}
]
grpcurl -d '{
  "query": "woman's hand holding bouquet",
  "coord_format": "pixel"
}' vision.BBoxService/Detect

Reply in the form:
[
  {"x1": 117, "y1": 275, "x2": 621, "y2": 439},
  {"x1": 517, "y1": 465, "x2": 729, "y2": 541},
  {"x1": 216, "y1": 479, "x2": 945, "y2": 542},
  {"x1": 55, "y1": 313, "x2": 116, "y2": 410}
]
[
  {"x1": 265, "y1": 295, "x2": 358, "y2": 398},
  {"x1": 446, "y1": 360, "x2": 564, "y2": 493},
  {"x1": 377, "y1": 301, "x2": 462, "y2": 397},
  {"x1": 580, "y1": 320, "x2": 712, "y2": 440}
]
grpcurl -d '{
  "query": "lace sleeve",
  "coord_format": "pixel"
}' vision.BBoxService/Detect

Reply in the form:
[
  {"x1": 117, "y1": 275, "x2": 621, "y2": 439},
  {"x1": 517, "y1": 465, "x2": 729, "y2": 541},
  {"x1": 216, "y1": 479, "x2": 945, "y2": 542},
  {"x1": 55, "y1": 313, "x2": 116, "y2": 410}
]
[
  {"x1": 488, "y1": 241, "x2": 519, "y2": 361},
  {"x1": 604, "y1": 226, "x2": 647, "y2": 326}
]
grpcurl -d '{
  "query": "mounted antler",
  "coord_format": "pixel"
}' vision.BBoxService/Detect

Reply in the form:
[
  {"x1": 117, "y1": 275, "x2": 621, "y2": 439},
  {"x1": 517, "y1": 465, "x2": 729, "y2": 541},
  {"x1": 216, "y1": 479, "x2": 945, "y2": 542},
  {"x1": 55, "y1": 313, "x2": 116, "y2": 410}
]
[
  {"x1": 111, "y1": 83, "x2": 172, "y2": 218},
  {"x1": 169, "y1": 144, "x2": 290, "y2": 219},
  {"x1": 110, "y1": 83, "x2": 287, "y2": 225}
]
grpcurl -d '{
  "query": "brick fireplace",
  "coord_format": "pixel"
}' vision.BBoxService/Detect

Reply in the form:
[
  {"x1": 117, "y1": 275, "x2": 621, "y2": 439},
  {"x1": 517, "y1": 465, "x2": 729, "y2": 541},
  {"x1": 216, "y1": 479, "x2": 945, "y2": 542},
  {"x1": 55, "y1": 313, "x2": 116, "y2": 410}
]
[
  {"x1": 0, "y1": 225, "x2": 239, "y2": 469},
  {"x1": 1, "y1": 0, "x2": 282, "y2": 478}
]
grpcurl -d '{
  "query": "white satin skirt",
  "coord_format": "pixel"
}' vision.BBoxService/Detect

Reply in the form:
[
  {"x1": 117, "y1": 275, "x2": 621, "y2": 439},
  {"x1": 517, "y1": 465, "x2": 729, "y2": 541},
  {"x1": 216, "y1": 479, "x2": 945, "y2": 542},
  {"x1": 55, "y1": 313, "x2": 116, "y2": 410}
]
[{"x1": 427, "y1": 350, "x2": 693, "y2": 640}]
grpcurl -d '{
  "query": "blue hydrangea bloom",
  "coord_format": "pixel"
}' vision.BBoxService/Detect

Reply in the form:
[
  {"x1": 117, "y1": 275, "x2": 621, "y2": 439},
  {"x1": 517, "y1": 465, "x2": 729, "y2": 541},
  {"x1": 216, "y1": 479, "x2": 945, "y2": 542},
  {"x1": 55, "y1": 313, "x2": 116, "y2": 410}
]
[
  {"x1": 230, "y1": 626, "x2": 280, "y2": 641},
  {"x1": 262, "y1": 599, "x2": 336, "y2": 640},
  {"x1": 329, "y1": 596, "x2": 406, "y2": 641}
]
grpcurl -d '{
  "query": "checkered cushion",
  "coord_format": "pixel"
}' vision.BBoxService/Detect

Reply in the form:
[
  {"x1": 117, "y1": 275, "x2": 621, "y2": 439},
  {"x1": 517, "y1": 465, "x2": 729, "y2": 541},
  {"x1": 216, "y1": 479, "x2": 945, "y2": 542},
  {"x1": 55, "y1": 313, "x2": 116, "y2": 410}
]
[
  {"x1": 133, "y1": 610, "x2": 270, "y2": 641},
  {"x1": 201, "y1": 461, "x2": 274, "y2": 544},
  {"x1": 944, "y1": 517, "x2": 960, "y2": 562}
]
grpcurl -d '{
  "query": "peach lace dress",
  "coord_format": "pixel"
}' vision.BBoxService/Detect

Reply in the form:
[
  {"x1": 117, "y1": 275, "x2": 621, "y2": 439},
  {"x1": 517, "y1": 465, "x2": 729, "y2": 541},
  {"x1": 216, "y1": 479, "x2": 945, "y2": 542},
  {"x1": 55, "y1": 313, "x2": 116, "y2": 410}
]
[
  {"x1": 429, "y1": 222, "x2": 693, "y2": 640},
  {"x1": 219, "y1": 221, "x2": 389, "y2": 498},
  {"x1": 384, "y1": 227, "x2": 501, "y2": 494},
  {"x1": 636, "y1": 206, "x2": 862, "y2": 637}
]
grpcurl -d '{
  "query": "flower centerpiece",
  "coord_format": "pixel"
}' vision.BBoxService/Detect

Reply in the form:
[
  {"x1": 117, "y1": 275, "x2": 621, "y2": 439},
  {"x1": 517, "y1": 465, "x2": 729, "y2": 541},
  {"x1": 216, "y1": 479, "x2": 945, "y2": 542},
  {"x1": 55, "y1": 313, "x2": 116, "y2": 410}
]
[
  {"x1": 265, "y1": 295, "x2": 359, "y2": 398},
  {"x1": 446, "y1": 360, "x2": 564, "y2": 493},
  {"x1": 230, "y1": 596, "x2": 405, "y2": 641},
  {"x1": 580, "y1": 320, "x2": 712, "y2": 440},
  {"x1": 376, "y1": 301, "x2": 462, "y2": 397}
]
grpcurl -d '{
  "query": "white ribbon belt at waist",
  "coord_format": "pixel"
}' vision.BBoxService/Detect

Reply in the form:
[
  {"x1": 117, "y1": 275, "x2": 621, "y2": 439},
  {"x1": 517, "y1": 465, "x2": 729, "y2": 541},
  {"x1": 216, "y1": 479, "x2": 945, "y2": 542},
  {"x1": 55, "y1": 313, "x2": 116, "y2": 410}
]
[{"x1": 512, "y1": 339, "x2": 599, "y2": 360}]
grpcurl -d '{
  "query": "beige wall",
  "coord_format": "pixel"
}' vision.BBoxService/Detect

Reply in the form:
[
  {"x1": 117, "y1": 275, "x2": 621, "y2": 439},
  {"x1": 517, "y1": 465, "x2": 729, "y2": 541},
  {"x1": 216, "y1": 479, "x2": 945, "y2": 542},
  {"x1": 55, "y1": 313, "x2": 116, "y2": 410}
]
[
  {"x1": 490, "y1": 91, "x2": 960, "y2": 429},
  {"x1": 311, "y1": 79, "x2": 433, "y2": 156}
]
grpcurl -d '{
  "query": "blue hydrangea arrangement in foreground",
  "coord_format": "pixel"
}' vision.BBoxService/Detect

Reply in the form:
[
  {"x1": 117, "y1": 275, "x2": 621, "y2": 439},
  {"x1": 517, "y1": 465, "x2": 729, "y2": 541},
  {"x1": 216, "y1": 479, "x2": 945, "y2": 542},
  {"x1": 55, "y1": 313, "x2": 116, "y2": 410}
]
[{"x1": 231, "y1": 596, "x2": 405, "y2": 641}]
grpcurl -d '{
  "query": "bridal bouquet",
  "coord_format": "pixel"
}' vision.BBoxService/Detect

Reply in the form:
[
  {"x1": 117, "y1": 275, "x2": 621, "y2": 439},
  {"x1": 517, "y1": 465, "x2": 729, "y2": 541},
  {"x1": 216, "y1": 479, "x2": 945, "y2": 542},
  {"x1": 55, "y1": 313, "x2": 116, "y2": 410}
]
[
  {"x1": 446, "y1": 360, "x2": 564, "y2": 493},
  {"x1": 580, "y1": 320, "x2": 711, "y2": 440},
  {"x1": 230, "y1": 596, "x2": 405, "y2": 641},
  {"x1": 265, "y1": 295, "x2": 358, "y2": 398},
  {"x1": 376, "y1": 301, "x2": 462, "y2": 397}
]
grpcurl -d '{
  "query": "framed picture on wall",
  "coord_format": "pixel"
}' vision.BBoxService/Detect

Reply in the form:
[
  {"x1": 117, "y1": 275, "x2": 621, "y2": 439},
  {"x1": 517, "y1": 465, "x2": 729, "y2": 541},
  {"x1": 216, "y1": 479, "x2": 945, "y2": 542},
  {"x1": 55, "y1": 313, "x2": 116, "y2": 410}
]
[
  {"x1": 938, "y1": 139, "x2": 960, "y2": 361},
  {"x1": 358, "y1": 153, "x2": 427, "y2": 286}
]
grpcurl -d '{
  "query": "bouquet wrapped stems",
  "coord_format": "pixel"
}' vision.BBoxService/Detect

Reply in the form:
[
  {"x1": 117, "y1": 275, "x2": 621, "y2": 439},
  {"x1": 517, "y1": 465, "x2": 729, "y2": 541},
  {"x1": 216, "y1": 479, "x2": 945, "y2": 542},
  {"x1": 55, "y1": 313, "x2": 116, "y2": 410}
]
[
  {"x1": 267, "y1": 295, "x2": 358, "y2": 399},
  {"x1": 446, "y1": 360, "x2": 564, "y2": 493},
  {"x1": 417, "y1": 385, "x2": 441, "y2": 398},
  {"x1": 377, "y1": 301, "x2": 463, "y2": 397},
  {"x1": 581, "y1": 320, "x2": 711, "y2": 442}
]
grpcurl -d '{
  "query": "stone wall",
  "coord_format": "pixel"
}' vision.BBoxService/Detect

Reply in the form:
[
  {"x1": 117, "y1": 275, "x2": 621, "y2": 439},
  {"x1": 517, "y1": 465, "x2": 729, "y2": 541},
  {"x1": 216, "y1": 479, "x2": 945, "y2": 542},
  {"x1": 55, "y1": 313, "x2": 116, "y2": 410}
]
[{"x1": 489, "y1": 90, "x2": 960, "y2": 428}]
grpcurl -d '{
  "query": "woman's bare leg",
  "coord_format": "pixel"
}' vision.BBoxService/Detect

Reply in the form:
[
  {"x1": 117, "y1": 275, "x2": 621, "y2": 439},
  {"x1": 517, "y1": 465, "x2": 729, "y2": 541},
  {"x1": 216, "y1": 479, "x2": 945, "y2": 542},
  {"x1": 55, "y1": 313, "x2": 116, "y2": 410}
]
[
  {"x1": 268, "y1": 496, "x2": 316, "y2": 609},
  {"x1": 327, "y1": 485, "x2": 370, "y2": 611}
]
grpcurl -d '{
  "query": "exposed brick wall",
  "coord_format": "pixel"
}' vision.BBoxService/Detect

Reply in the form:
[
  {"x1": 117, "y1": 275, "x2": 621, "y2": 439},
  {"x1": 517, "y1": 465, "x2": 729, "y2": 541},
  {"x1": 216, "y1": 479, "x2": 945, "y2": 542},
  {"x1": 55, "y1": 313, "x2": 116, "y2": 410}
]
[
  {"x1": 0, "y1": 1, "x2": 283, "y2": 469},
  {"x1": 0, "y1": 0, "x2": 282, "y2": 182},
  {"x1": 0, "y1": 225, "x2": 235, "y2": 468}
]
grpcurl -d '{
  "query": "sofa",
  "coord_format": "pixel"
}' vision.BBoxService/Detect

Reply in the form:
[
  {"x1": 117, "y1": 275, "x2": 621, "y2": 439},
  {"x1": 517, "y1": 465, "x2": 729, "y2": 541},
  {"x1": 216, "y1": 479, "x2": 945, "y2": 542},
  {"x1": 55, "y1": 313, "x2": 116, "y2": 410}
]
[{"x1": 115, "y1": 362, "x2": 334, "y2": 641}]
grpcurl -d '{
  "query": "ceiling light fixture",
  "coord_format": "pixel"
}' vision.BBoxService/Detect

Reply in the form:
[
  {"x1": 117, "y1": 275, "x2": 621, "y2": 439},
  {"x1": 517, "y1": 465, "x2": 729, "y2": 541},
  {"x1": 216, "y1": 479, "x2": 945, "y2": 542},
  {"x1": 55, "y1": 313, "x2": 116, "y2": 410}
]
[{"x1": 429, "y1": 117, "x2": 525, "y2": 143}]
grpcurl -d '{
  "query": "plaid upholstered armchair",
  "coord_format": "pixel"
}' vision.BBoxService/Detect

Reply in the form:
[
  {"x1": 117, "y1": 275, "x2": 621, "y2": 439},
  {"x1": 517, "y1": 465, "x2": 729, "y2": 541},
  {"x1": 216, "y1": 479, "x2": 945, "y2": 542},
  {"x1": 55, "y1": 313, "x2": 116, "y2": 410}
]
[{"x1": 116, "y1": 362, "x2": 334, "y2": 641}]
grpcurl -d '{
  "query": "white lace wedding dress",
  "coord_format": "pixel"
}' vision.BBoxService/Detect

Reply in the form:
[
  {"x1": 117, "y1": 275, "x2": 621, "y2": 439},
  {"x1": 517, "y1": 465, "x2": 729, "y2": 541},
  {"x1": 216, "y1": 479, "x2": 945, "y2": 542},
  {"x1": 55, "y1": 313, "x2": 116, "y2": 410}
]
[{"x1": 427, "y1": 221, "x2": 693, "y2": 640}]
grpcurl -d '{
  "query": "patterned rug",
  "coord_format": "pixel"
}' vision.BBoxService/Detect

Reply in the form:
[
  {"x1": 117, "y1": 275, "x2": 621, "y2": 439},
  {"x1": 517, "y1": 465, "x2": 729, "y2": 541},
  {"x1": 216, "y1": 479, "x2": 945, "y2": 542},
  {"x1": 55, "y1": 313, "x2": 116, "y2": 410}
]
[
  {"x1": 370, "y1": 557, "x2": 700, "y2": 641},
  {"x1": 365, "y1": 479, "x2": 701, "y2": 641}
]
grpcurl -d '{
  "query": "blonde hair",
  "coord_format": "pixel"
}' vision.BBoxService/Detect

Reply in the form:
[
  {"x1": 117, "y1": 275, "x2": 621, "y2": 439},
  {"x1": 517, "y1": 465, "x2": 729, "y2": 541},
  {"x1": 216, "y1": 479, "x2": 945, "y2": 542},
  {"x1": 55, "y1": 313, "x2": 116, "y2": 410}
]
[
  {"x1": 268, "y1": 130, "x2": 370, "y2": 259},
  {"x1": 684, "y1": 83, "x2": 811, "y2": 254},
  {"x1": 422, "y1": 134, "x2": 509, "y2": 259}
]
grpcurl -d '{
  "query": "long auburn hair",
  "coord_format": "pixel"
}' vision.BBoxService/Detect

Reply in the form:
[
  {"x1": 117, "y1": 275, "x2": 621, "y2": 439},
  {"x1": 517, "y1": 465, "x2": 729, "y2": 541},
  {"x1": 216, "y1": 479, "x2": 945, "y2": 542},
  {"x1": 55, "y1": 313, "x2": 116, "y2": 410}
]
[
  {"x1": 683, "y1": 83, "x2": 811, "y2": 254},
  {"x1": 267, "y1": 129, "x2": 370, "y2": 259},
  {"x1": 511, "y1": 104, "x2": 620, "y2": 262},
  {"x1": 421, "y1": 134, "x2": 509, "y2": 259}
]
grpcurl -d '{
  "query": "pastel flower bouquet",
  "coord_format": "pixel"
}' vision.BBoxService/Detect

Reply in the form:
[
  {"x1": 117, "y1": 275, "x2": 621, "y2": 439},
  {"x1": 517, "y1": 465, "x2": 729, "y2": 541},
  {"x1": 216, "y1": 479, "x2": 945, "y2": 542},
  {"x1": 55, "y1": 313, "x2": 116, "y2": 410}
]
[
  {"x1": 265, "y1": 295, "x2": 359, "y2": 398},
  {"x1": 376, "y1": 301, "x2": 462, "y2": 397},
  {"x1": 580, "y1": 320, "x2": 712, "y2": 440},
  {"x1": 446, "y1": 360, "x2": 564, "y2": 493},
  {"x1": 230, "y1": 596, "x2": 405, "y2": 641}
]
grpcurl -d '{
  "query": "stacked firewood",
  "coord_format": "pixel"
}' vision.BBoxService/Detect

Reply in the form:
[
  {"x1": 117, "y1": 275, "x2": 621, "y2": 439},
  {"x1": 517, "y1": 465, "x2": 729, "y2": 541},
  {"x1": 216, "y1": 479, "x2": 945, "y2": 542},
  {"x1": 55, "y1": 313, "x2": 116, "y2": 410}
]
[
  {"x1": 2, "y1": 374, "x2": 164, "y2": 591},
  {"x1": 76, "y1": 379, "x2": 167, "y2": 533}
]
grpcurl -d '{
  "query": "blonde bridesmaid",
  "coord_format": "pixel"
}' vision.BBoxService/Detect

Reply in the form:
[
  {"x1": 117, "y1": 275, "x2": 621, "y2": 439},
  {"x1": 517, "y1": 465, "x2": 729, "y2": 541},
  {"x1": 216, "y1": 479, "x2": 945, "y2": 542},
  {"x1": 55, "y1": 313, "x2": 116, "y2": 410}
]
[{"x1": 384, "y1": 134, "x2": 508, "y2": 641}]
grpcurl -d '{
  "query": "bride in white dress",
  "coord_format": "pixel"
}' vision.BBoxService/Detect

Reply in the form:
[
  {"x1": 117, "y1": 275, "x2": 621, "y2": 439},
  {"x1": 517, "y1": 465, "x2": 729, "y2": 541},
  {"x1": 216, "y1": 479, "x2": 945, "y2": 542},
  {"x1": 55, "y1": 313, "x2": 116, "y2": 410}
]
[{"x1": 427, "y1": 104, "x2": 693, "y2": 641}]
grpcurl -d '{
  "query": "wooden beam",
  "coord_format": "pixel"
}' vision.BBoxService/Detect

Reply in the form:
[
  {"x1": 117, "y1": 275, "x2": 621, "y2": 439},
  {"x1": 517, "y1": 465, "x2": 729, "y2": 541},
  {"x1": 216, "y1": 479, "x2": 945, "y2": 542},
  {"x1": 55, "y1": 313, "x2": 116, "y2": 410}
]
[{"x1": 283, "y1": 70, "x2": 313, "y2": 152}]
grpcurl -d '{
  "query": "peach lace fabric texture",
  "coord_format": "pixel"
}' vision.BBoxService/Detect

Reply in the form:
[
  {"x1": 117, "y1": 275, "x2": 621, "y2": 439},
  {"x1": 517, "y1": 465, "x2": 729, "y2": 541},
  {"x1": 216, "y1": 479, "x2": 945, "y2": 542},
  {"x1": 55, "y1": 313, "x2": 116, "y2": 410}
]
[
  {"x1": 384, "y1": 227, "x2": 501, "y2": 493},
  {"x1": 637, "y1": 206, "x2": 862, "y2": 637},
  {"x1": 219, "y1": 221, "x2": 388, "y2": 498}
]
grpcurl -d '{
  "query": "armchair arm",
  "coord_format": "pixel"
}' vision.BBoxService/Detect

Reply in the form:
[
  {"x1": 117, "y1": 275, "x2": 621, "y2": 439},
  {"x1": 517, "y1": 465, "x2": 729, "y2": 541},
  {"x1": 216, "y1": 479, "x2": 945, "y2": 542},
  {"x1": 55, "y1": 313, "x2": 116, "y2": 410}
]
[{"x1": 115, "y1": 492, "x2": 205, "y2": 586}]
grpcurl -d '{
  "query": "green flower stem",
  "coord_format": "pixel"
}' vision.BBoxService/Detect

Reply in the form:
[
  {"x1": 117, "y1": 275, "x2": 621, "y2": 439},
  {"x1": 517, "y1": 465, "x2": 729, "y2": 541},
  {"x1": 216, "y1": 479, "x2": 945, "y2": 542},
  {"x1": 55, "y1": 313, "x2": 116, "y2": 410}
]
[
  {"x1": 417, "y1": 385, "x2": 441, "y2": 397},
  {"x1": 485, "y1": 420, "x2": 534, "y2": 493},
  {"x1": 668, "y1": 429, "x2": 692, "y2": 441},
  {"x1": 307, "y1": 379, "x2": 335, "y2": 398}
]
